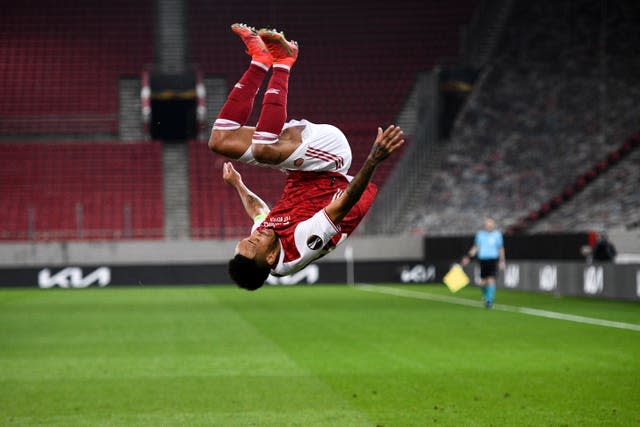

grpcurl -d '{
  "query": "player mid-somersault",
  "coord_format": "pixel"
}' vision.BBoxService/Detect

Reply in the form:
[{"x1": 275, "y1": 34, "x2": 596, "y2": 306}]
[{"x1": 208, "y1": 24, "x2": 404, "y2": 290}]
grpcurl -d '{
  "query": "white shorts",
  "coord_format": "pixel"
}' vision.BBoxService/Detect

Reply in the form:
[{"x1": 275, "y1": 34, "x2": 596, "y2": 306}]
[{"x1": 238, "y1": 119, "x2": 352, "y2": 174}]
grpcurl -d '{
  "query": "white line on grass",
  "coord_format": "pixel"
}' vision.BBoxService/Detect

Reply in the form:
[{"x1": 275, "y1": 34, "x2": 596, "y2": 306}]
[{"x1": 354, "y1": 284, "x2": 640, "y2": 332}]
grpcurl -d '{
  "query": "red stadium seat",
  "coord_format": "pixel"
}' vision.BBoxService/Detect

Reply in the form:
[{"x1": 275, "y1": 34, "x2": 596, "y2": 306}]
[
  {"x1": 188, "y1": 140, "x2": 287, "y2": 239},
  {"x1": 0, "y1": 1, "x2": 153, "y2": 135},
  {"x1": 0, "y1": 141, "x2": 163, "y2": 241}
]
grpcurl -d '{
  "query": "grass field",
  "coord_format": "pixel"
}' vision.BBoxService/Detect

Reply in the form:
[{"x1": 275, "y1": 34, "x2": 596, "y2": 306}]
[{"x1": 1, "y1": 284, "x2": 639, "y2": 426}]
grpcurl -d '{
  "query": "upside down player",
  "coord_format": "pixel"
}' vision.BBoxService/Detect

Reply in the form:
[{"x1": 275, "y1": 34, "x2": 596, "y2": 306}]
[{"x1": 207, "y1": 24, "x2": 405, "y2": 290}]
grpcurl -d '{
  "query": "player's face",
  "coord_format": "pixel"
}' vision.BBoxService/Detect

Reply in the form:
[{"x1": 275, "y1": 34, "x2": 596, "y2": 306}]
[
  {"x1": 235, "y1": 228, "x2": 278, "y2": 266},
  {"x1": 484, "y1": 218, "x2": 495, "y2": 231}
]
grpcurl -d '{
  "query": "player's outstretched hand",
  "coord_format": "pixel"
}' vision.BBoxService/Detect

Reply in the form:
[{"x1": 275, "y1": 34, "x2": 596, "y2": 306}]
[
  {"x1": 222, "y1": 162, "x2": 242, "y2": 187},
  {"x1": 369, "y1": 125, "x2": 405, "y2": 164}
]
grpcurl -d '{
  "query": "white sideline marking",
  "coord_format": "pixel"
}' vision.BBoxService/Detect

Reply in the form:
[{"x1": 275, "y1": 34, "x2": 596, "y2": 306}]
[{"x1": 354, "y1": 284, "x2": 640, "y2": 332}]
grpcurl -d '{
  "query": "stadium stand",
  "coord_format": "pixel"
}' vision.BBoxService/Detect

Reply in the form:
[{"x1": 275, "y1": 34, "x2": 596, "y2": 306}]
[
  {"x1": 189, "y1": 0, "x2": 476, "y2": 237},
  {"x1": 0, "y1": 0, "x2": 153, "y2": 135},
  {"x1": 0, "y1": 142, "x2": 164, "y2": 240},
  {"x1": 1, "y1": 0, "x2": 478, "y2": 241},
  {"x1": 188, "y1": 140, "x2": 287, "y2": 239},
  {"x1": 190, "y1": 0, "x2": 474, "y2": 139},
  {"x1": 408, "y1": 0, "x2": 640, "y2": 235},
  {"x1": 529, "y1": 135, "x2": 640, "y2": 233}
]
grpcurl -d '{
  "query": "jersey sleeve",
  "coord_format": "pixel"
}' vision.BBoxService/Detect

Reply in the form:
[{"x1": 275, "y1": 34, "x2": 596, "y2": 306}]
[
  {"x1": 250, "y1": 213, "x2": 268, "y2": 233},
  {"x1": 293, "y1": 209, "x2": 340, "y2": 258},
  {"x1": 272, "y1": 209, "x2": 340, "y2": 276}
]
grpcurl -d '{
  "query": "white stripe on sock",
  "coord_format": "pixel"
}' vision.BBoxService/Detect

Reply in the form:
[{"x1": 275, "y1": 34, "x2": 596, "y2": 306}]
[
  {"x1": 251, "y1": 60, "x2": 270, "y2": 71},
  {"x1": 252, "y1": 131, "x2": 279, "y2": 144},
  {"x1": 213, "y1": 118, "x2": 241, "y2": 131}
]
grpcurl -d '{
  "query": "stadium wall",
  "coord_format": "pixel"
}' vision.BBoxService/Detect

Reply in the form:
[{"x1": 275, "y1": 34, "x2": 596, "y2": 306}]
[
  {"x1": 472, "y1": 261, "x2": 640, "y2": 301},
  {"x1": 0, "y1": 236, "x2": 423, "y2": 267},
  {"x1": 0, "y1": 236, "x2": 424, "y2": 287},
  {"x1": 0, "y1": 238, "x2": 638, "y2": 300}
]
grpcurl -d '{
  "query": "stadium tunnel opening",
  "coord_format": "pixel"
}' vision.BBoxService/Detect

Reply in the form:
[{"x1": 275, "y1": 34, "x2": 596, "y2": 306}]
[{"x1": 149, "y1": 70, "x2": 198, "y2": 141}]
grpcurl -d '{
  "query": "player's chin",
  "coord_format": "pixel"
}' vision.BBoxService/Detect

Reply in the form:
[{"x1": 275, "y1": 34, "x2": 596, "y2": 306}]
[{"x1": 237, "y1": 282, "x2": 264, "y2": 291}]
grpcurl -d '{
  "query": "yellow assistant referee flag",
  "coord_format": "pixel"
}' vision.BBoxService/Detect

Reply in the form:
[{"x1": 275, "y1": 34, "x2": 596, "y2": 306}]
[{"x1": 443, "y1": 264, "x2": 470, "y2": 293}]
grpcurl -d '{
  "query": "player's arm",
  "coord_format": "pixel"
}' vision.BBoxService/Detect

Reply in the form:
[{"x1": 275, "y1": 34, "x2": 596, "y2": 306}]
[
  {"x1": 499, "y1": 247, "x2": 506, "y2": 270},
  {"x1": 462, "y1": 245, "x2": 478, "y2": 265},
  {"x1": 324, "y1": 125, "x2": 404, "y2": 224},
  {"x1": 222, "y1": 162, "x2": 270, "y2": 220}
]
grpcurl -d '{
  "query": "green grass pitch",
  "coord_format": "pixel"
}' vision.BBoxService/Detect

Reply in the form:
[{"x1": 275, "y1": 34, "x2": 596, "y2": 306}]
[{"x1": 1, "y1": 284, "x2": 639, "y2": 426}]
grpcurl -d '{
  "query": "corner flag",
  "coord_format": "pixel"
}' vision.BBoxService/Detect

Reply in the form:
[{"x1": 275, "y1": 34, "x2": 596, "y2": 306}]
[{"x1": 443, "y1": 264, "x2": 470, "y2": 293}]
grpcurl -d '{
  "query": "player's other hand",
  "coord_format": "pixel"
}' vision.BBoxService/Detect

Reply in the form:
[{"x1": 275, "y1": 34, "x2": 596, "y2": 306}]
[
  {"x1": 222, "y1": 162, "x2": 242, "y2": 187},
  {"x1": 369, "y1": 125, "x2": 404, "y2": 164},
  {"x1": 461, "y1": 255, "x2": 470, "y2": 266}
]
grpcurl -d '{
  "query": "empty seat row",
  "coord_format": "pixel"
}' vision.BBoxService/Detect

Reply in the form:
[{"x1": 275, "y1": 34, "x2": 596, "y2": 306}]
[{"x1": 0, "y1": 141, "x2": 163, "y2": 240}]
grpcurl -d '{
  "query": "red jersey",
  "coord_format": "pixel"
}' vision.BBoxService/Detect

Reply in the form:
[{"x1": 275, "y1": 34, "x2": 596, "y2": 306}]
[{"x1": 256, "y1": 171, "x2": 377, "y2": 276}]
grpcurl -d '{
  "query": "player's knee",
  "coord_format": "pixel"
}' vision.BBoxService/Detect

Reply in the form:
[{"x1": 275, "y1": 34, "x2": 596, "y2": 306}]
[{"x1": 207, "y1": 131, "x2": 224, "y2": 153}]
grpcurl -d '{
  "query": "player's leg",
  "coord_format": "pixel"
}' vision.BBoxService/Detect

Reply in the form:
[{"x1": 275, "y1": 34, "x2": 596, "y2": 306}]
[
  {"x1": 485, "y1": 276, "x2": 496, "y2": 308},
  {"x1": 250, "y1": 29, "x2": 299, "y2": 163},
  {"x1": 485, "y1": 277, "x2": 496, "y2": 308},
  {"x1": 481, "y1": 259, "x2": 497, "y2": 308},
  {"x1": 480, "y1": 279, "x2": 489, "y2": 304},
  {"x1": 208, "y1": 24, "x2": 273, "y2": 159},
  {"x1": 479, "y1": 260, "x2": 491, "y2": 307}
]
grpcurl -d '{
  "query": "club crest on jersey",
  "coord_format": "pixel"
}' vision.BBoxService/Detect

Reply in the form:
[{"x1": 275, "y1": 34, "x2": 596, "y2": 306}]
[
  {"x1": 294, "y1": 158, "x2": 304, "y2": 167},
  {"x1": 307, "y1": 235, "x2": 323, "y2": 250}
]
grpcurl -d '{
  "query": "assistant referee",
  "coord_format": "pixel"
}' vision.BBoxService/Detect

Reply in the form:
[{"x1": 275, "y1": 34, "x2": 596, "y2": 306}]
[{"x1": 462, "y1": 217, "x2": 506, "y2": 308}]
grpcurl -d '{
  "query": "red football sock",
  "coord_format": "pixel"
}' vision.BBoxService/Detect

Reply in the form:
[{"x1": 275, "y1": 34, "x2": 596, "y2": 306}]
[
  {"x1": 214, "y1": 63, "x2": 267, "y2": 130},
  {"x1": 253, "y1": 66, "x2": 290, "y2": 143}
]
